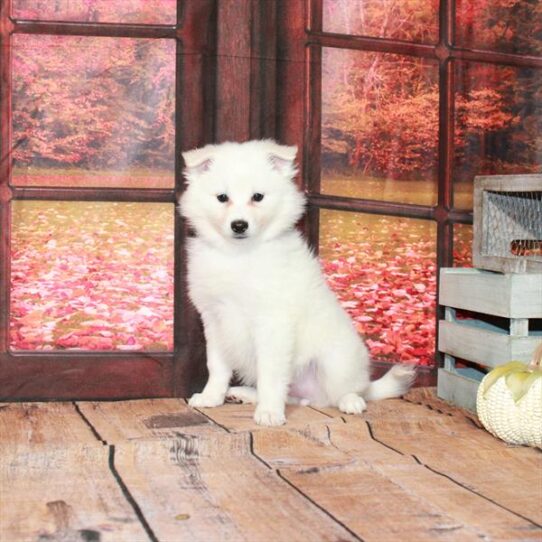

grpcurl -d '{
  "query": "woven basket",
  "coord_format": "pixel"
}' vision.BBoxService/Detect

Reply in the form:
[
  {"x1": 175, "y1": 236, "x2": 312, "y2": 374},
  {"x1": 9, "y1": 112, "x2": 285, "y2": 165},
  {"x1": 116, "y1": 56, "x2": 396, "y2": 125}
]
[{"x1": 476, "y1": 343, "x2": 542, "y2": 447}]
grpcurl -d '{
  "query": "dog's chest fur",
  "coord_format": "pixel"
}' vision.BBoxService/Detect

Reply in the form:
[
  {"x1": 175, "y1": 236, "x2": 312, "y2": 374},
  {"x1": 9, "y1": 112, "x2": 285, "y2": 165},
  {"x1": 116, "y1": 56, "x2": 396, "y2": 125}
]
[{"x1": 186, "y1": 232, "x2": 320, "y2": 313}]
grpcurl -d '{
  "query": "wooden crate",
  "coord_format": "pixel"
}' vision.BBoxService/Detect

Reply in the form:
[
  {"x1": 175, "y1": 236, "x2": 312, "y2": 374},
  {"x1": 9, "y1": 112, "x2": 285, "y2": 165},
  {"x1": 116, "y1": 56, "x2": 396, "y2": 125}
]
[
  {"x1": 437, "y1": 268, "x2": 542, "y2": 411},
  {"x1": 473, "y1": 175, "x2": 542, "y2": 273}
]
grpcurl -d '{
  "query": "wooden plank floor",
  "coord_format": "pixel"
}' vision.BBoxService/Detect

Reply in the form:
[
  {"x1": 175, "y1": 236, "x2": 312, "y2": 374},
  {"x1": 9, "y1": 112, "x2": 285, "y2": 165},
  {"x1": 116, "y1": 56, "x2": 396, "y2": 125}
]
[{"x1": 1, "y1": 389, "x2": 541, "y2": 542}]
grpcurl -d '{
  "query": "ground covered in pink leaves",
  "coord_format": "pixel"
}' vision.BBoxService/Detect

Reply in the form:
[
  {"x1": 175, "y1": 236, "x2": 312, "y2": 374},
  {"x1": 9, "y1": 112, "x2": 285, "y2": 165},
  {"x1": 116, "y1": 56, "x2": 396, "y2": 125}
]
[
  {"x1": 319, "y1": 211, "x2": 438, "y2": 366},
  {"x1": 319, "y1": 212, "x2": 472, "y2": 367},
  {"x1": 10, "y1": 201, "x2": 174, "y2": 351}
]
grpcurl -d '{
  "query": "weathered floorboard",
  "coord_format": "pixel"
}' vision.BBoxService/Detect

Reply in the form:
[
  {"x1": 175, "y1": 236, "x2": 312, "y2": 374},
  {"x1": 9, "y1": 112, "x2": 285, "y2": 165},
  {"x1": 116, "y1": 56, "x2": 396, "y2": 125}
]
[
  {"x1": 281, "y1": 463, "x2": 486, "y2": 542},
  {"x1": 76, "y1": 398, "x2": 218, "y2": 442},
  {"x1": 361, "y1": 399, "x2": 542, "y2": 525},
  {"x1": 253, "y1": 417, "x2": 542, "y2": 541},
  {"x1": 112, "y1": 432, "x2": 357, "y2": 542},
  {"x1": 192, "y1": 401, "x2": 332, "y2": 432},
  {"x1": 2, "y1": 390, "x2": 541, "y2": 541},
  {"x1": 1, "y1": 445, "x2": 148, "y2": 542},
  {"x1": 0, "y1": 402, "x2": 98, "y2": 451},
  {"x1": 251, "y1": 421, "x2": 354, "y2": 469}
]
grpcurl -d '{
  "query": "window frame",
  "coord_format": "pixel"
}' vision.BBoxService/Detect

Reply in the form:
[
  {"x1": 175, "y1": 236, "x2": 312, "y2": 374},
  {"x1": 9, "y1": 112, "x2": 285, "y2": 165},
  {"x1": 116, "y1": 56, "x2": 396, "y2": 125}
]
[
  {"x1": 0, "y1": 0, "x2": 216, "y2": 400},
  {"x1": 276, "y1": 0, "x2": 542, "y2": 380}
]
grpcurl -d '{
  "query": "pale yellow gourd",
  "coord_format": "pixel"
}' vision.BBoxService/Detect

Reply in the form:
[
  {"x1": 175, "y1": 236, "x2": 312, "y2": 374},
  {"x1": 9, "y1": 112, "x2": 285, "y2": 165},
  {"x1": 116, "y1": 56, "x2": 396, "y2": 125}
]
[{"x1": 476, "y1": 343, "x2": 542, "y2": 448}]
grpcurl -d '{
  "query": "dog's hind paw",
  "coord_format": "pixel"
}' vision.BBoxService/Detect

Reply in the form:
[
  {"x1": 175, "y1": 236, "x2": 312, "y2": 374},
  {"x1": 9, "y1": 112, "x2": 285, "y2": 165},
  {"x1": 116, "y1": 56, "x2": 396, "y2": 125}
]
[
  {"x1": 338, "y1": 393, "x2": 367, "y2": 415},
  {"x1": 226, "y1": 386, "x2": 258, "y2": 404}
]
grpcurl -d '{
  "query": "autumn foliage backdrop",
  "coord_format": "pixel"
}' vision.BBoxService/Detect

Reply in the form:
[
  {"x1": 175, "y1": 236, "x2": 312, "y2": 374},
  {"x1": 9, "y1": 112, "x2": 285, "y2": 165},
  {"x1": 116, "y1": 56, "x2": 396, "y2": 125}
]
[{"x1": 8, "y1": 0, "x2": 541, "y2": 364}]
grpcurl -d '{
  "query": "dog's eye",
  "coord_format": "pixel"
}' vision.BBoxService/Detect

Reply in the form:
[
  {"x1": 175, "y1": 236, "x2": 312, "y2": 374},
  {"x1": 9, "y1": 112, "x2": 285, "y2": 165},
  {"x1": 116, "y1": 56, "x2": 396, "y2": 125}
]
[
  {"x1": 216, "y1": 194, "x2": 229, "y2": 203},
  {"x1": 252, "y1": 193, "x2": 264, "y2": 202}
]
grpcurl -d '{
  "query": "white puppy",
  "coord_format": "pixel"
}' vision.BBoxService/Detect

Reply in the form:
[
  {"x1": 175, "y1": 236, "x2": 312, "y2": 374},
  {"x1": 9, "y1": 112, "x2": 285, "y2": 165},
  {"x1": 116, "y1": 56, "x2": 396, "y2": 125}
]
[{"x1": 180, "y1": 140, "x2": 415, "y2": 426}]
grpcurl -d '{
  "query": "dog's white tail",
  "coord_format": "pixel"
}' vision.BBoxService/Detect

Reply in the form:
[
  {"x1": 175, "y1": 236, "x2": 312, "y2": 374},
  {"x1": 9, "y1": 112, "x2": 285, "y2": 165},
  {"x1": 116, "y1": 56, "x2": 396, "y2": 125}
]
[{"x1": 364, "y1": 364, "x2": 416, "y2": 401}]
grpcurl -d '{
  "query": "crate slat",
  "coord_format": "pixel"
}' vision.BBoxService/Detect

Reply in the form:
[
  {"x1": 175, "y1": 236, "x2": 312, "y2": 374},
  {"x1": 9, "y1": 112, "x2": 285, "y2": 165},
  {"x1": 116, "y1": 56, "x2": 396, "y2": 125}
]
[
  {"x1": 439, "y1": 268, "x2": 542, "y2": 318},
  {"x1": 437, "y1": 368, "x2": 483, "y2": 412},
  {"x1": 438, "y1": 319, "x2": 541, "y2": 368}
]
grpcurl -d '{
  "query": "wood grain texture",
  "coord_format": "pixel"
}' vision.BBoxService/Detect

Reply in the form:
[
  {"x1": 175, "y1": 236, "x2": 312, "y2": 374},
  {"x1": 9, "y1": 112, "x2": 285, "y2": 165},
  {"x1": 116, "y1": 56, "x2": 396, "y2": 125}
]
[
  {"x1": 2, "y1": 390, "x2": 541, "y2": 541},
  {"x1": 267, "y1": 405, "x2": 542, "y2": 541},
  {"x1": 438, "y1": 318, "x2": 540, "y2": 367},
  {"x1": 77, "y1": 398, "x2": 218, "y2": 442},
  {"x1": 0, "y1": 355, "x2": 174, "y2": 401},
  {"x1": 439, "y1": 268, "x2": 542, "y2": 318},
  {"x1": 113, "y1": 434, "x2": 357, "y2": 542},
  {"x1": 280, "y1": 464, "x2": 485, "y2": 542},
  {"x1": 0, "y1": 0, "x2": 11, "y2": 356},
  {"x1": 215, "y1": 0, "x2": 252, "y2": 142},
  {"x1": 361, "y1": 399, "x2": 542, "y2": 525},
  {"x1": 403, "y1": 385, "x2": 481, "y2": 422},
  {"x1": 280, "y1": 457, "x2": 542, "y2": 542},
  {"x1": 192, "y1": 401, "x2": 333, "y2": 432},
  {"x1": 0, "y1": 402, "x2": 98, "y2": 452},
  {"x1": 251, "y1": 421, "x2": 354, "y2": 469},
  {"x1": 436, "y1": 367, "x2": 481, "y2": 412},
  {"x1": 1, "y1": 446, "x2": 148, "y2": 541}
]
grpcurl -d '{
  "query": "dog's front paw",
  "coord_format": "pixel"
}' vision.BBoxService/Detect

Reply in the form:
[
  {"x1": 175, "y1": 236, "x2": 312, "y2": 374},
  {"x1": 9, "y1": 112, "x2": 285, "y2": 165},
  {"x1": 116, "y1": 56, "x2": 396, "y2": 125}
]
[
  {"x1": 188, "y1": 392, "x2": 224, "y2": 408},
  {"x1": 254, "y1": 406, "x2": 286, "y2": 426},
  {"x1": 338, "y1": 393, "x2": 367, "y2": 415}
]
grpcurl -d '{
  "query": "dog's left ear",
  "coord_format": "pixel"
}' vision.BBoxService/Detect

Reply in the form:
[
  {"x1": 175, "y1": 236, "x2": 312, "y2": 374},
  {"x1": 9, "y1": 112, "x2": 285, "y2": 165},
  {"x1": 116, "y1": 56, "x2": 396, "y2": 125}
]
[{"x1": 266, "y1": 141, "x2": 298, "y2": 176}]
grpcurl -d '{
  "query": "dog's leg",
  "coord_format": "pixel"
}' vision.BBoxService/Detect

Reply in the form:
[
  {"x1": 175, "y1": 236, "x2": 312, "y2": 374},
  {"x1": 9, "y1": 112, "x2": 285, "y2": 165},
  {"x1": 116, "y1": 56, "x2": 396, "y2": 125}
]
[
  {"x1": 253, "y1": 323, "x2": 293, "y2": 426},
  {"x1": 320, "y1": 344, "x2": 370, "y2": 415},
  {"x1": 189, "y1": 319, "x2": 232, "y2": 408}
]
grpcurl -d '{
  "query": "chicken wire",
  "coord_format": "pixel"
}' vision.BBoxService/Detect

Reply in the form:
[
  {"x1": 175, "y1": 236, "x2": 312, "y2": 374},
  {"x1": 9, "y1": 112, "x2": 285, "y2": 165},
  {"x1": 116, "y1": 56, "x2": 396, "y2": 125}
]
[{"x1": 482, "y1": 190, "x2": 542, "y2": 261}]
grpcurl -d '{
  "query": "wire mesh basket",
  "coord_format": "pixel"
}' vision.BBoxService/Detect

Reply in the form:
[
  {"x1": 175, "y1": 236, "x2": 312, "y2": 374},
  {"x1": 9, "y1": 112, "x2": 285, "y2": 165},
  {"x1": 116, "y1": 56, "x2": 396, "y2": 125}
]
[{"x1": 473, "y1": 175, "x2": 542, "y2": 273}]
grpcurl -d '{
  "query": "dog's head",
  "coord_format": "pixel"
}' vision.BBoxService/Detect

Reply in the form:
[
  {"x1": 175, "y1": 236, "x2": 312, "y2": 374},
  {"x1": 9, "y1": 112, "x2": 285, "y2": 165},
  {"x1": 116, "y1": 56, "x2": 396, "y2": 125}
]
[{"x1": 179, "y1": 140, "x2": 306, "y2": 247}]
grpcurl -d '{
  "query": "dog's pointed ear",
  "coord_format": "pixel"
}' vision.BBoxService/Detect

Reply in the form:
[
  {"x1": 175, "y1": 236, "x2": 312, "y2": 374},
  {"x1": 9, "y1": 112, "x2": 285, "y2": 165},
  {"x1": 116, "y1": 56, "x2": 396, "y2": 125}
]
[
  {"x1": 266, "y1": 142, "x2": 298, "y2": 176},
  {"x1": 182, "y1": 145, "x2": 216, "y2": 178}
]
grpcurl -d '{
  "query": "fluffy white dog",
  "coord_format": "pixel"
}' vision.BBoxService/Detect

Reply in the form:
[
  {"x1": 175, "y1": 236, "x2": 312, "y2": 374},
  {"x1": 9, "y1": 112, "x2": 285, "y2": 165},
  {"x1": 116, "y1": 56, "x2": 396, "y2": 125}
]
[{"x1": 180, "y1": 140, "x2": 415, "y2": 426}]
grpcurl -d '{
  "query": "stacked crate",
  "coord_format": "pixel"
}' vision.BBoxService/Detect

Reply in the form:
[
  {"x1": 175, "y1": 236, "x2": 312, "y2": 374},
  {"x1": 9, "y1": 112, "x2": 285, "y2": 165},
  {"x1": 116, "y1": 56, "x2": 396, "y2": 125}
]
[{"x1": 437, "y1": 175, "x2": 542, "y2": 411}]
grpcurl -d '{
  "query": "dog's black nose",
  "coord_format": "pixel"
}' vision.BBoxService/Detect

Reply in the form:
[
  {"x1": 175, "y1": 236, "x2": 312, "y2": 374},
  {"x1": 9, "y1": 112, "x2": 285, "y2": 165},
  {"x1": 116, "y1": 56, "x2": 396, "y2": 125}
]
[{"x1": 231, "y1": 220, "x2": 249, "y2": 234}]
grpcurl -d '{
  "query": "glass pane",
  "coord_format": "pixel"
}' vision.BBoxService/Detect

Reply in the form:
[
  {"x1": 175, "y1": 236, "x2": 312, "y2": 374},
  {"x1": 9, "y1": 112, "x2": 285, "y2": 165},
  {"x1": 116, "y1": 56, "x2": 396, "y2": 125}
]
[
  {"x1": 323, "y1": 0, "x2": 438, "y2": 43},
  {"x1": 10, "y1": 201, "x2": 173, "y2": 351},
  {"x1": 454, "y1": 62, "x2": 542, "y2": 210},
  {"x1": 319, "y1": 209, "x2": 437, "y2": 366},
  {"x1": 12, "y1": 0, "x2": 177, "y2": 25},
  {"x1": 12, "y1": 34, "x2": 175, "y2": 188},
  {"x1": 321, "y1": 48, "x2": 439, "y2": 205},
  {"x1": 455, "y1": 0, "x2": 542, "y2": 56},
  {"x1": 453, "y1": 224, "x2": 473, "y2": 268}
]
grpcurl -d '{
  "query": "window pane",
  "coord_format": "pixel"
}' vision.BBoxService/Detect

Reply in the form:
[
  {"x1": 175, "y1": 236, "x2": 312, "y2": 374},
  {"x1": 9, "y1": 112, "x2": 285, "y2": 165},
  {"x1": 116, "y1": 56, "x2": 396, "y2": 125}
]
[
  {"x1": 12, "y1": 34, "x2": 175, "y2": 188},
  {"x1": 10, "y1": 201, "x2": 173, "y2": 351},
  {"x1": 323, "y1": 0, "x2": 438, "y2": 43},
  {"x1": 321, "y1": 48, "x2": 439, "y2": 205},
  {"x1": 12, "y1": 0, "x2": 177, "y2": 25},
  {"x1": 319, "y1": 209, "x2": 437, "y2": 366},
  {"x1": 455, "y1": 0, "x2": 542, "y2": 56},
  {"x1": 453, "y1": 224, "x2": 473, "y2": 268},
  {"x1": 454, "y1": 62, "x2": 541, "y2": 210}
]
